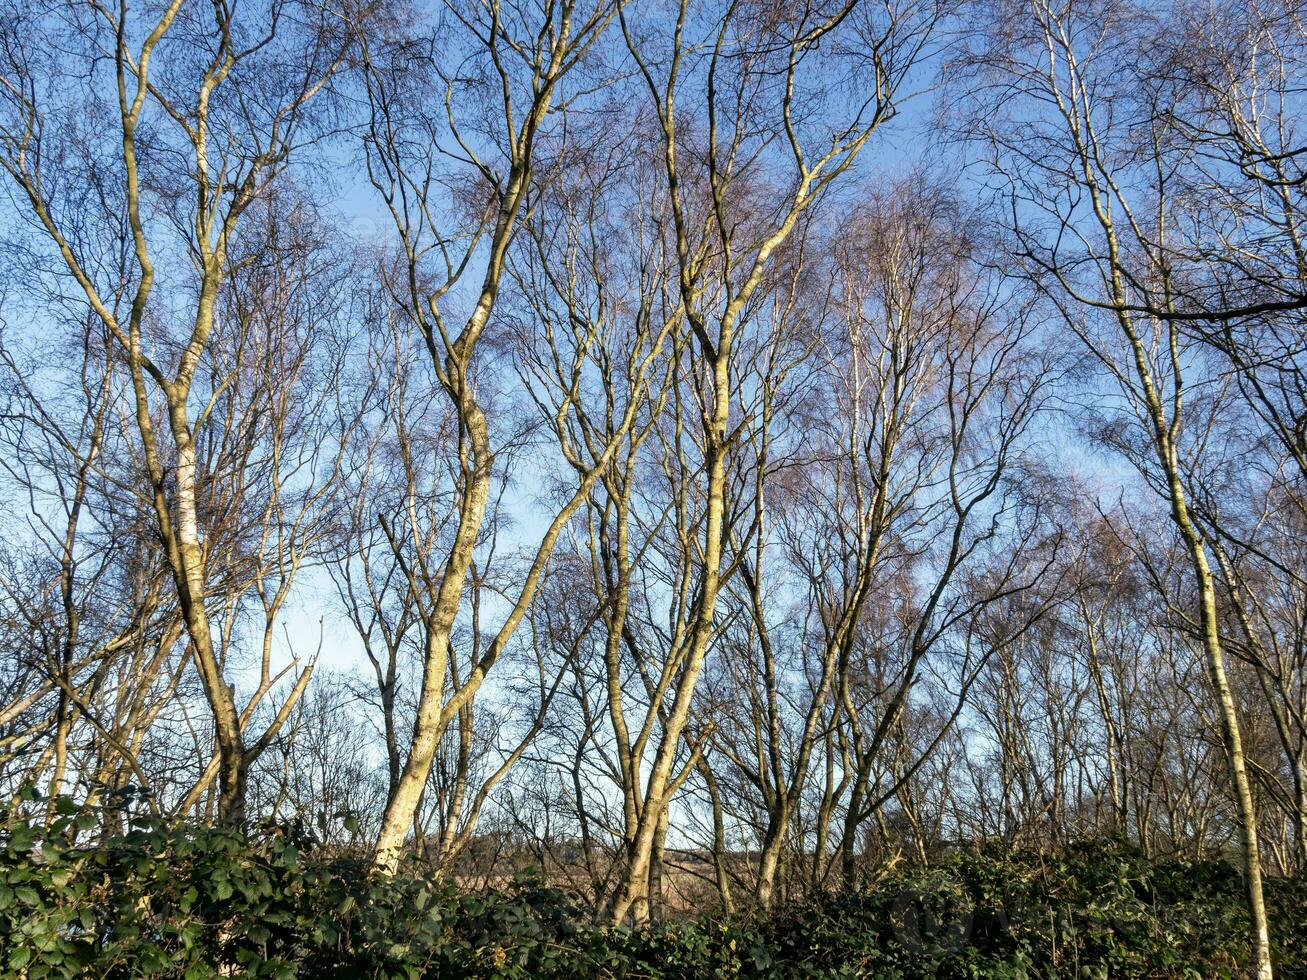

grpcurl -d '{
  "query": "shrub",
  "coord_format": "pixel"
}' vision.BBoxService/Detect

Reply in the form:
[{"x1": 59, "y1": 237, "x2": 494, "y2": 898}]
[{"x1": 1, "y1": 801, "x2": 1303, "y2": 978}]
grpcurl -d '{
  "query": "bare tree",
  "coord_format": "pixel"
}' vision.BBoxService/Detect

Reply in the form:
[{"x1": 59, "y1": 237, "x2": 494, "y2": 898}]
[
  {"x1": 953, "y1": 1, "x2": 1296, "y2": 971},
  {"x1": 0, "y1": 0, "x2": 358, "y2": 822},
  {"x1": 354, "y1": 0, "x2": 690, "y2": 873},
  {"x1": 594, "y1": 0, "x2": 952, "y2": 925}
]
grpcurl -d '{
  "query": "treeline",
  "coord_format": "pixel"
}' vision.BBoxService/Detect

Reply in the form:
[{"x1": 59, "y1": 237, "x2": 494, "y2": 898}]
[{"x1": 0, "y1": 0, "x2": 1304, "y2": 976}]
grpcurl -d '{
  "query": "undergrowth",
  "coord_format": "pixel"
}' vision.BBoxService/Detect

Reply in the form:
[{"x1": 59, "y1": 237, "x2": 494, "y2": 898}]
[{"x1": 2, "y1": 797, "x2": 1303, "y2": 978}]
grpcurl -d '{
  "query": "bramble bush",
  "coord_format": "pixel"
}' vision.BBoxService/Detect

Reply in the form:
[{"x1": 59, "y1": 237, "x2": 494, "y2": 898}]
[{"x1": 1, "y1": 797, "x2": 1303, "y2": 978}]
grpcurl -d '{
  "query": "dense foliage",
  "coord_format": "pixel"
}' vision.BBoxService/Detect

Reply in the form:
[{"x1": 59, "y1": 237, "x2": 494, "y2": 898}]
[{"x1": 3, "y1": 802, "x2": 1303, "y2": 979}]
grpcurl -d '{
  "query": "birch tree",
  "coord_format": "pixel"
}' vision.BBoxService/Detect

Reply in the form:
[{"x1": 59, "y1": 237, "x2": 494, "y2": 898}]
[
  {"x1": 0, "y1": 0, "x2": 357, "y2": 822},
  {"x1": 957, "y1": 1, "x2": 1287, "y2": 971}
]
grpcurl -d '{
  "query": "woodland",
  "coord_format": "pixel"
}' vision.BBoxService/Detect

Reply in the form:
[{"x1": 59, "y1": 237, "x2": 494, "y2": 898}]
[{"x1": 1, "y1": 0, "x2": 1306, "y2": 976}]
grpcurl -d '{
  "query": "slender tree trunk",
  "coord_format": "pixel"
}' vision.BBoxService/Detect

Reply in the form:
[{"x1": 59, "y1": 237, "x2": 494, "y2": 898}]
[
  {"x1": 699, "y1": 757, "x2": 734, "y2": 913},
  {"x1": 1172, "y1": 502, "x2": 1272, "y2": 979},
  {"x1": 604, "y1": 372, "x2": 728, "y2": 923},
  {"x1": 756, "y1": 811, "x2": 786, "y2": 910},
  {"x1": 373, "y1": 396, "x2": 491, "y2": 873},
  {"x1": 647, "y1": 806, "x2": 669, "y2": 922}
]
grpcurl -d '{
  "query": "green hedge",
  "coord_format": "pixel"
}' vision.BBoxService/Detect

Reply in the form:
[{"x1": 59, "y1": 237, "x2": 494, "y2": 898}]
[{"x1": 2, "y1": 800, "x2": 1303, "y2": 978}]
